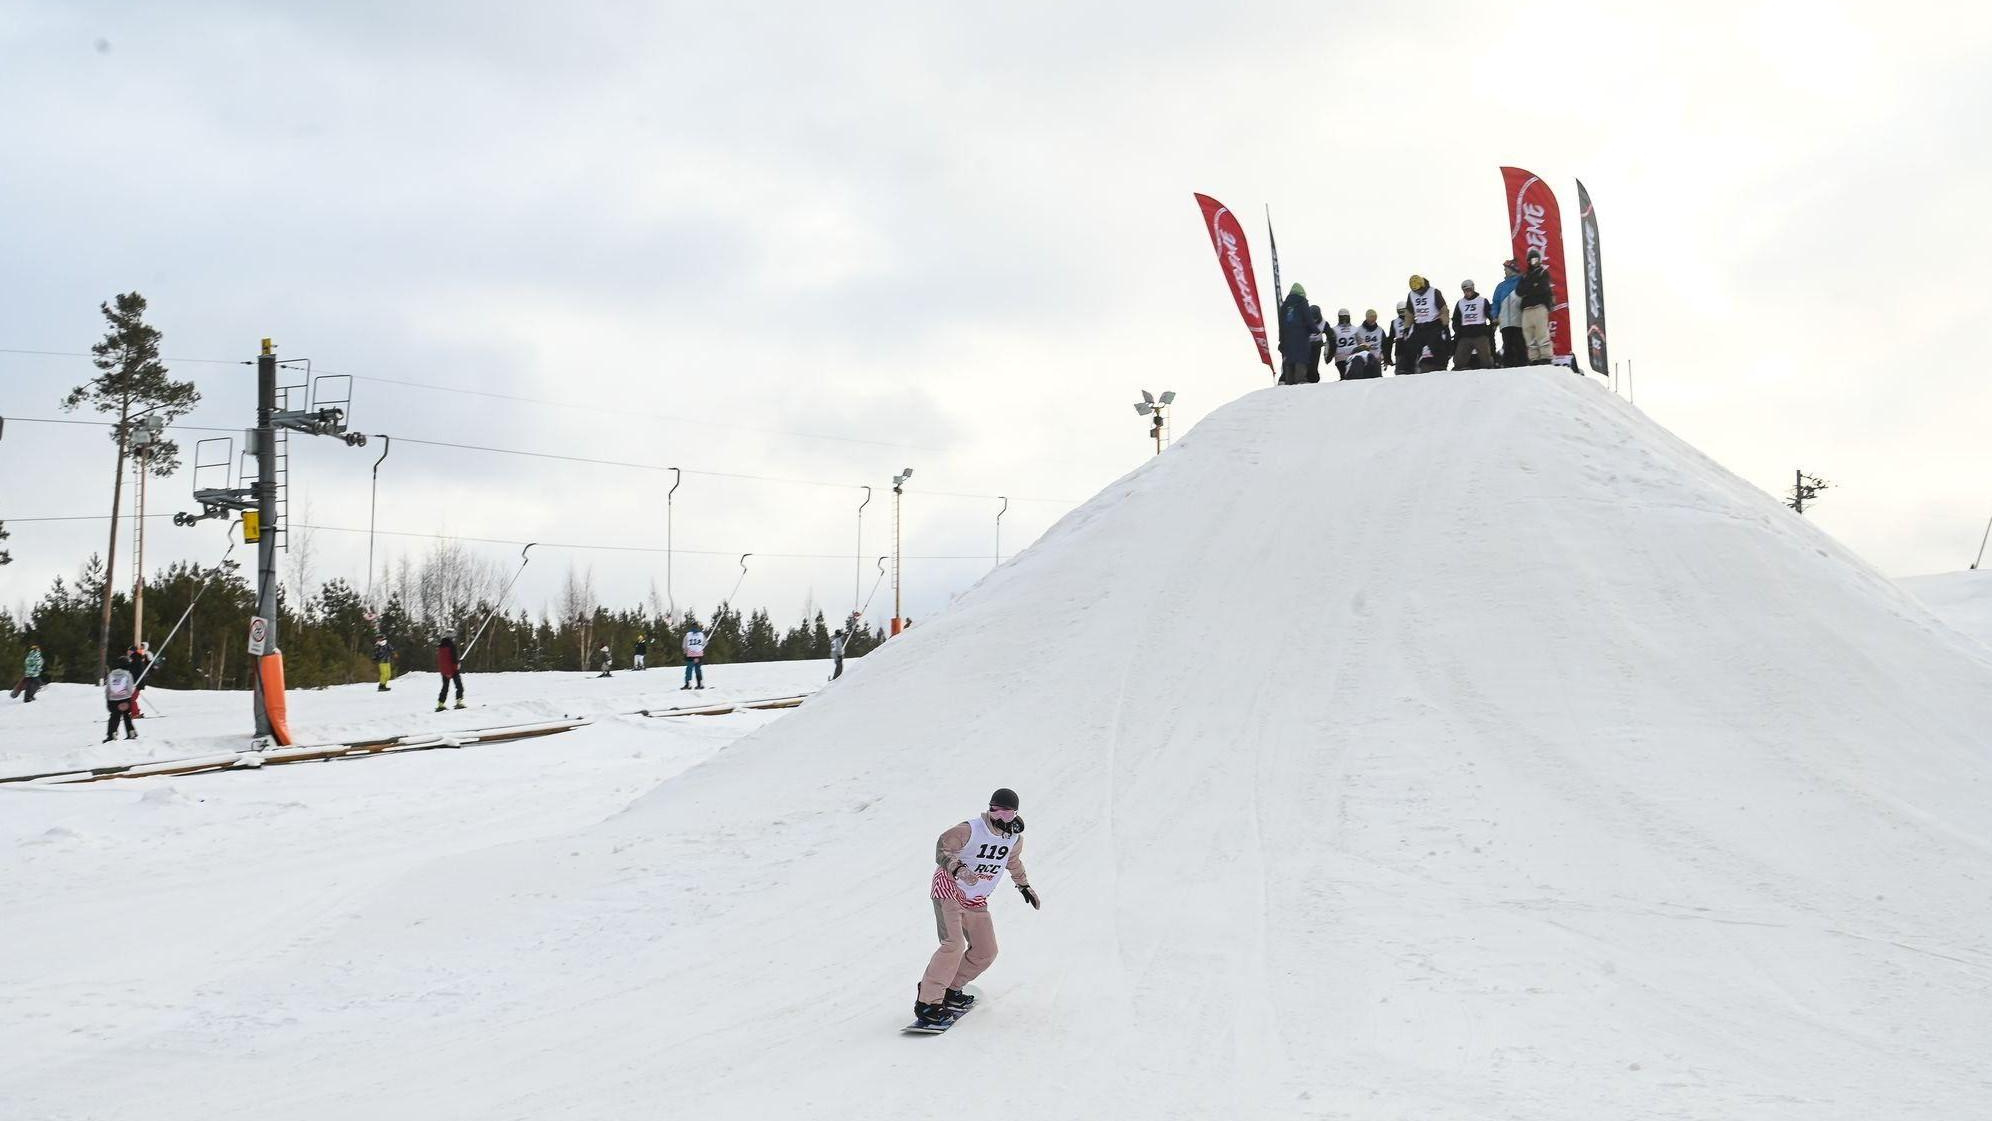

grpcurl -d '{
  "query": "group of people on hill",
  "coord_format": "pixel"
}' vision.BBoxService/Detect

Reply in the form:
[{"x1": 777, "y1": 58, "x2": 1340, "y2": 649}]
[
  {"x1": 1275, "y1": 248, "x2": 1559, "y2": 385},
  {"x1": 369, "y1": 623, "x2": 723, "y2": 710}
]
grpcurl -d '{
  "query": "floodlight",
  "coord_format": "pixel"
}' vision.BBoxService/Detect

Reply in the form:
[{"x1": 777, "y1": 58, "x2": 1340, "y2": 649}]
[
  {"x1": 901, "y1": 467, "x2": 914, "y2": 479},
  {"x1": 1141, "y1": 390, "x2": 1155, "y2": 404},
  {"x1": 1134, "y1": 402, "x2": 1153, "y2": 416},
  {"x1": 1159, "y1": 390, "x2": 1176, "y2": 405}
]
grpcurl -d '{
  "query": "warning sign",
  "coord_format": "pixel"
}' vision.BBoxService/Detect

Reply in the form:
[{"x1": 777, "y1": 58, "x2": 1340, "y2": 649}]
[{"x1": 247, "y1": 616, "x2": 271, "y2": 656}]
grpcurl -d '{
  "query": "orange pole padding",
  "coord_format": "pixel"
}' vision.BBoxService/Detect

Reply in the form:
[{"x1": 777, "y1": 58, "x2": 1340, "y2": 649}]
[{"x1": 258, "y1": 653, "x2": 293, "y2": 747}]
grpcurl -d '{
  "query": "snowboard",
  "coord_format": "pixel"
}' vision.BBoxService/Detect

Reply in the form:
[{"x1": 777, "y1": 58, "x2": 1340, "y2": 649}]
[{"x1": 901, "y1": 988, "x2": 980, "y2": 1035}]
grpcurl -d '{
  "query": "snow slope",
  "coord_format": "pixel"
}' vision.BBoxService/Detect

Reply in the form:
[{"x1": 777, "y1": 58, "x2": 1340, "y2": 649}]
[
  {"x1": 1900, "y1": 569, "x2": 1992, "y2": 650},
  {"x1": 7, "y1": 370, "x2": 1992, "y2": 1120}
]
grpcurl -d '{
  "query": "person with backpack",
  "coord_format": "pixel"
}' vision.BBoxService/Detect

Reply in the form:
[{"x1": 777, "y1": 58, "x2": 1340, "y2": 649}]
[
  {"x1": 104, "y1": 659, "x2": 139, "y2": 743},
  {"x1": 1517, "y1": 248, "x2": 1556, "y2": 364},
  {"x1": 1405, "y1": 275, "x2": 1450, "y2": 373},
  {"x1": 11, "y1": 643, "x2": 44, "y2": 703},
  {"x1": 594, "y1": 644, "x2": 615, "y2": 678},
  {"x1": 632, "y1": 634, "x2": 649, "y2": 671},
  {"x1": 1275, "y1": 284, "x2": 1312, "y2": 386},
  {"x1": 435, "y1": 634, "x2": 466, "y2": 712},
  {"x1": 1451, "y1": 279, "x2": 1497, "y2": 370},
  {"x1": 1491, "y1": 259, "x2": 1527, "y2": 366},
  {"x1": 682, "y1": 622, "x2": 707, "y2": 690},
  {"x1": 371, "y1": 634, "x2": 396, "y2": 692},
  {"x1": 1344, "y1": 310, "x2": 1386, "y2": 380},
  {"x1": 830, "y1": 628, "x2": 848, "y2": 680}
]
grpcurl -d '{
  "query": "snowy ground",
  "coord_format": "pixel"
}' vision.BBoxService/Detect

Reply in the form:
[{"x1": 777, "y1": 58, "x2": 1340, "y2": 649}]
[
  {"x1": 5, "y1": 371, "x2": 1992, "y2": 1121},
  {"x1": 1900, "y1": 569, "x2": 1992, "y2": 650}
]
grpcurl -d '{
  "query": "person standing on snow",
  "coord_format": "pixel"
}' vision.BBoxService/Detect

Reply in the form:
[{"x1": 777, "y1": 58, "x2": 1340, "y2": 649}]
[
  {"x1": 1491, "y1": 259, "x2": 1526, "y2": 366},
  {"x1": 912, "y1": 787, "x2": 1040, "y2": 1030},
  {"x1": 11, "y1": 643, "x2": 45, "y2": 702},
  {"x1": 1305, "y1": 305, "x2": 1328, "y2": 384},
  {"x1": 1405, "y1": 275, "x2": 1450, "y2": 373},
  {"x1": 1276, "y1": 284, "x2": 1312, "y2": 386},
  {"x1": 633, "y1": 634, "x2": 649, "y2": 672},
  {"x1": 1389, "y1": 301, "x2": 1418, "y2": 377},
  {"x1": 1517, "y1": 248, "x2": 1556, "y2": 364},
  {"x1": 593, "y1": 644, "x2": 614, "y2": 678},
  {"x1": 125, "y1": 642, "x2": 153, "y2": 717},
  {"x1": 103, "y1": 658, "x2": 138, "y2": 743},
  {"x1": 1344, "y1": 310, "x2": 1386, "y2": 380},
  {"x1": 435, "y1": 634, "x2": 466, "y2": 711},
  {"x1": 372, "y1": 634, "x2": 396, "y2": 692},
  {"x1": 830, "y1": 628, "x2": 847, "y2": 680},
  {"x1": 1451, "y1": 279, "x2": 1497, "y2": 370},
  {"x1": 1329, "y1": 309, "x2": 1361, "y2": 379},
  {"x1": 681, "y1": 622, "x2": 707, "y2": 690}
]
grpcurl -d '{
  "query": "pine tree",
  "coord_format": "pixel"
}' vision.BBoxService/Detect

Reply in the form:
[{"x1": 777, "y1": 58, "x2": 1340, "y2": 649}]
[{"x1": 62, "y1": 293, "x2": 200, "y2": 680}]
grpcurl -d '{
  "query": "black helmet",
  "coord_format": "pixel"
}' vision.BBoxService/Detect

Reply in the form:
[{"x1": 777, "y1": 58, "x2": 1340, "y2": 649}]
[{"x1": 989, "y1": 788, "x2": 1020, "y2": 811}]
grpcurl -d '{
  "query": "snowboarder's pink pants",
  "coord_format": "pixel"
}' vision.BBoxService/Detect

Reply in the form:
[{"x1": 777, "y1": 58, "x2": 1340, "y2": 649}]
[{"x1": 918, "y1": 896, "x2": 997, "y2": 1004}]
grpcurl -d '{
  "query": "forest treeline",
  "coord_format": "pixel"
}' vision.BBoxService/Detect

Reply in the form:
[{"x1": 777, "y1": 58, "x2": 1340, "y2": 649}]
[{"x1": 2, "y1": 539, "x2": 886, "y2": 689}]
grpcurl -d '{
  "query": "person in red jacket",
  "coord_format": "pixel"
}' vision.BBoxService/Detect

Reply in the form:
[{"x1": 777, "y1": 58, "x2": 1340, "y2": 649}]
[{"x1": 435, "y1": 634, "x2": 466, "y2": 711}]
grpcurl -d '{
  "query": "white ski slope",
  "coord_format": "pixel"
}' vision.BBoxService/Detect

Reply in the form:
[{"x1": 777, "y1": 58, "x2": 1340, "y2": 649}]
[
  {"x1": 6, "y1": 370, "x2": 1992, "y2": 1121},
  {"x1": 1900, "y1": 569, "x2": 1992, "y2": 651}
]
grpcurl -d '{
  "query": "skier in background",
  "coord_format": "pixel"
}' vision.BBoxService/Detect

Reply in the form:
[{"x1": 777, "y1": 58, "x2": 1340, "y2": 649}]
[
  {"x1": 633, "y1": 634, "x2": 649, "y2": 671},
  {"x1": 125, "y1": 641, "x2": 153, "y2": 717},
  {"x1": 372, "y1": 634, "x2": 395, "y2": 691},
  {"x1": 11, "y1": 643, "x2": 44, "y2": 702},
  {"x1": 594, "y1": 644, "x2": 614, "y2": 678},
  {"x1": 911, "y1": 787, "x2": 1040, "y2": 1030},
  {"x1": 682, "y1": 622, "x2": 707, "y2": 690},
  {"x1": 1491, "y1": 259, "x2": 1526, "y2": 366},
  {"x1": 435, "y1": 634, "x2": 466, "y2": 711},
  {"x1": 1405, "y1": 275, "x2": 1450, "y2": 373},
  {"x1": 1518, "y1": 248, "x2": 1556, "y2": 364},
  {"x1": 1451, "y1": 279, "x2": 1497, "y2": 370},
  {"x1": 830, "y1": 627, "x2": 847, "y2": 680},
  {"x1": 1329, "y1": 309, "x2": 1361, "y2": 379},
  {"x1": 1305, "y1": 304, "x2": 1327, "y2": 383},
  {"x1": 1389, "y1": 301, "x2": 1418, "y2": 377},
  {"x1": 1276, "y1": 283, "x2": 1311, "y2": 386},
  {"x1": 103, "y1": 657, "x2": 138, "y2": 743}
]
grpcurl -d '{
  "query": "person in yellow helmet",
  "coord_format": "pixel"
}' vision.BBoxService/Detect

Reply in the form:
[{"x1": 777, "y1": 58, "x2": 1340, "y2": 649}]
[{"x1": 1403, "y1": 275, "x2": 1451, "y2": 374}]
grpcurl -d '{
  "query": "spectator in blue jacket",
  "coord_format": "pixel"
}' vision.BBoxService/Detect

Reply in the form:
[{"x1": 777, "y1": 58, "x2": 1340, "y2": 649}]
[{"x1": 1491, "y1": 259, "x2": 1526, "y2": 367}]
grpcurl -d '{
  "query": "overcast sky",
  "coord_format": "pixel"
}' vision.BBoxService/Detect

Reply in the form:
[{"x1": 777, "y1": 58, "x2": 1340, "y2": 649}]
[{"x1": 4, "y1": 0, "x2": 1990, "y2": 630}]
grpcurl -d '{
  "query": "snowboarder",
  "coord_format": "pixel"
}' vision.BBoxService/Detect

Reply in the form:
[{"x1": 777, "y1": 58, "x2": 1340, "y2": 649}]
[
  {"x1": 1276, "y1": 283, "x2": 1312, "y2": 386},
  {"x1": 104, "y1": 658, "x2": 138, "y2": 743},
  {"x1": 1451, "y1": 279, "x2": 1497, "y2": 370},
  {"x1": 1305, "y1": 305, "x2": 1327, "y2": 383},
  {"x1": 1405, "y1": 275, "x2": 1450, "y2": 373},
  {"x1": 633, "y1": 634, "x2": 649, "y2": 671},
  {"x1": 911, "y1": 787, "x2": 1040, "y2": 1030},
  {"x1": 681, "y1": 622, "x2": 707, "y2": 690},
  {"x1": 1345, "y1": 310, "x2": 1386, "y2": 380},
  {"x1": 11, "y1": 643, "x2": 44, "y2": 702},
  {"x1": 435, "y1": 634, "x2": 466, "y2": 711},
  {"x1": 1518, "y1": 248, "x2": 1555, "y2": 364},
  {"x1": 830, "y1": 628, "x2": 847, "y2": 680},
  {"x1": 372, "y1": 634, "x2": 395, "y2": 691},
  {"x1": 1329, "y1": 309, "x2": 1361, "y2": 379},
  {"x1": 594, "y1": 644, "x2": 614, "y2": 678},
  {"x1": 1491, "y1": 259, "x2": 1526, "y2": 367},
  {"x1": 1389, "y1": 301, "x2": 1418, "y2": 377}
]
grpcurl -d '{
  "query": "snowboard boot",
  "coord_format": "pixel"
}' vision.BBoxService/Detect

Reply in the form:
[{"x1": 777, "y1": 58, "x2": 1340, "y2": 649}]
[
  {"x1": 377, "y1": 684, "x2": 390, "y2": 692},
  {"x1": 103, "y1": 734, "x2": 115, "y2": 744},
  {"x1": 912, "y1": 998, "x2": 954, "y2": 1029},
  {"x1": 681, "y1": 684, "x2": 691, "y2": 691},
  {"x1": 453, "y1": 700, "x2": 467, "y2": 710},
  {"x1": 942, "y1": 988, "x2": 976, "y2": 1014},
  {"x1": 125, "y1": 730, "x2": 138, "y2": 740},
  {"x1": 435, "y1": 702, "x2": 447, "y2": 712}
]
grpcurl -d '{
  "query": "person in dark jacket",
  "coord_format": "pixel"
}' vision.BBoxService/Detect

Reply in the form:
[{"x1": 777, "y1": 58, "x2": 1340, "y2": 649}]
[
  {"x1": 104, "y1": 657, "x2": 138, "y2": 742},
  {"x1": 1404, "y1": 275, "x2": 1450, "y2": 373},
  {"x1": 1450, "y1": 279, "x2": 1497, "y2": 370},
  {"x1": 633, "y1": 634, "x2": 649, "y2": 671},
  {"x1": 1389, "y1": 301, "x2": 1418, "y2": 377},
  {"x1": 1306, "y1": 305, "x2": 1328, "y2": 384},
  {"x1": 1517, "y1": 248, "x2": 1555, "y2": 364},
  {"x1": 1345, "y1": 310, "x2": 1386, "y2": 380},
  {"x1": 831, "y1": 628, "x2": 848, "y2": 680},
  {"x1": 372, "y1": 634, "x2": 395, "y2": 691},
  {"x1": 594, "y1": 644, "x2": 615, "y2": 678},
  {"x1": 1276, "y1": 284, "x2": 1312, "y2": 385},
  {"x1": 435, "y1": 634, "x2": 465, "y2": 711}
]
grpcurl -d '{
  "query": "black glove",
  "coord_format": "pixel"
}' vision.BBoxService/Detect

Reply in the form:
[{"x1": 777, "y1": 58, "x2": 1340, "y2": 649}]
[{"x1": 1018, "y1": 884, "x2": 1040, "y2": 910}]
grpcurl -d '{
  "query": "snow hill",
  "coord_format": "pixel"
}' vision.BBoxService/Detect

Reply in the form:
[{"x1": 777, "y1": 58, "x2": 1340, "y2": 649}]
[
  {"x1": 8, "y1": 370, "x2": 1992, "y2": 1121},
  {"x1": 1901, "y1": 568, "x2": 1992, "y2": 651}
]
